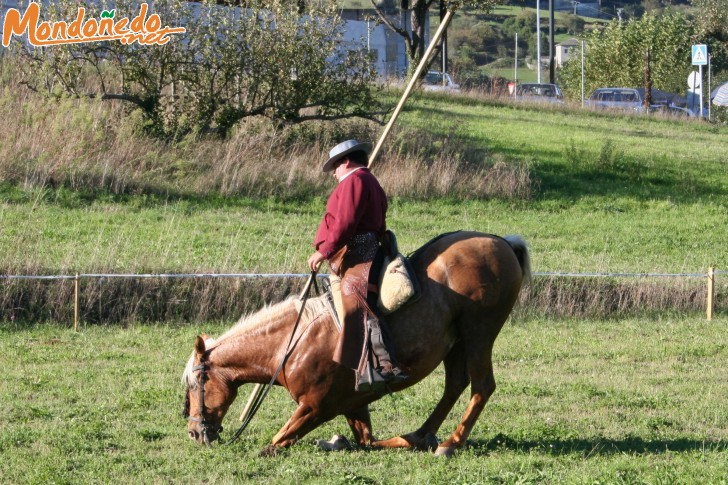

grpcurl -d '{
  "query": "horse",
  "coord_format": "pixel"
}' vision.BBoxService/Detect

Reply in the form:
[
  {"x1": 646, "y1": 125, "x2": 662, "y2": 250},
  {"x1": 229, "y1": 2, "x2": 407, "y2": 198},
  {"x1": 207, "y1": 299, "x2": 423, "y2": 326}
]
[{"x1": 182, "y1": 231, "x2": 531, "y2": 456}]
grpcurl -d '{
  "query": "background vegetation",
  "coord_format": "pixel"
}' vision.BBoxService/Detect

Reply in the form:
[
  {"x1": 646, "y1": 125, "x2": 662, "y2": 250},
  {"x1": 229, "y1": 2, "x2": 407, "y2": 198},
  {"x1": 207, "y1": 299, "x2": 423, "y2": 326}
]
[
  {"x1": 440, "y1": 0, "x2": 728, "y2": 99},
  {"x1": 1, "y1": 75, "x2": 725, "y2": 322},
  {"x1": 9, "y1": 0, "x2": 380, "y2": 137},
  {"x1": 0, "y1": 3, "x2": 726, "y2": 480}
]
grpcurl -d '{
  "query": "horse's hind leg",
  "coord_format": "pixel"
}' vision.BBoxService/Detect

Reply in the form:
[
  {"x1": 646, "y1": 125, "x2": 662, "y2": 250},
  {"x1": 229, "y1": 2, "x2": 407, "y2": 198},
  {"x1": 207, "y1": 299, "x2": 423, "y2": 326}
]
[
  {"x1": 435, "y1": 336, "x2": 498, "y2": 458},
  {"x1": 371, "y1": 342, "x2": 469, "y2": 451}
]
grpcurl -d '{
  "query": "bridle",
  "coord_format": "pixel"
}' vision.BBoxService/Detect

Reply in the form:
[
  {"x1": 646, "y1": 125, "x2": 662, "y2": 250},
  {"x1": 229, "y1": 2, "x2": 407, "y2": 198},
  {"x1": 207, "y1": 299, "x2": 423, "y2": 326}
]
[{"x1": 184, "y1": 361, "x2": 223, "y2": 447}]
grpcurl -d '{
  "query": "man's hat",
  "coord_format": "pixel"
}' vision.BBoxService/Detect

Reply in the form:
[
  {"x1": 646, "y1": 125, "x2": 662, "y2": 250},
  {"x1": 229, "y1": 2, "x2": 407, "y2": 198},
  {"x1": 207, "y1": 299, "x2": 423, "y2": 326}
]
[{"x1": 322, "y1": 139, "x2": 372, "y2": 172}]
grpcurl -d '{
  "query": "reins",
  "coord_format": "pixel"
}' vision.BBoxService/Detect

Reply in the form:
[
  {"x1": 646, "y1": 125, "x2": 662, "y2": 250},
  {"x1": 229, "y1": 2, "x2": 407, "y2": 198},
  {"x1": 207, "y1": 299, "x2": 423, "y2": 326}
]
[{"x1": 222, "y1": 271, "x2": 319, "y2": 446}]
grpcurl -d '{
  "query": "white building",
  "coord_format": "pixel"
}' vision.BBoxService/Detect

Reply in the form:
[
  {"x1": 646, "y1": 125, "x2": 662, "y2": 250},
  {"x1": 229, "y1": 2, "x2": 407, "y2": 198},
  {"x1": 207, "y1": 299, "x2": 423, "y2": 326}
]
[
  {"x1": 556, "y1": 38, "x2": 580, "y2": 68},
  {"x1": 340, "y1": 3, "x2": 415, "y2": 80}
]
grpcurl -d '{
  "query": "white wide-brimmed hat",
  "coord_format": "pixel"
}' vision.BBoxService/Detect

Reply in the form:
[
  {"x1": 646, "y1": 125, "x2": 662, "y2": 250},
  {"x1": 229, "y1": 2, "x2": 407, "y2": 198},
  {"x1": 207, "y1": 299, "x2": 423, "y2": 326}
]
[{"x1": 322, "y1": 139, "x2": 372, "y2": 172}]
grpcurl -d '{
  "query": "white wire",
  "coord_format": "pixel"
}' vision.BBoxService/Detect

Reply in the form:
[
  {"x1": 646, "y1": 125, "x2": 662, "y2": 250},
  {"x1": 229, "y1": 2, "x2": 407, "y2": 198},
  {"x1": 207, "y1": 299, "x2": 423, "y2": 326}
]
[{"x1": 1, "y1": 271, "x2": 720, "y2": 281}]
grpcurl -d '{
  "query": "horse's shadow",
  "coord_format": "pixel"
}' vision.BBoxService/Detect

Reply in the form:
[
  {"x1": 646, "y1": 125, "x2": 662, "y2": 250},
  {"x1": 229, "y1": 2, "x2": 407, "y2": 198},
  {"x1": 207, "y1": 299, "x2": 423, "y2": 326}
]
[{"x1": 466, "y1": 433, "x2": 721, "y2": 457}]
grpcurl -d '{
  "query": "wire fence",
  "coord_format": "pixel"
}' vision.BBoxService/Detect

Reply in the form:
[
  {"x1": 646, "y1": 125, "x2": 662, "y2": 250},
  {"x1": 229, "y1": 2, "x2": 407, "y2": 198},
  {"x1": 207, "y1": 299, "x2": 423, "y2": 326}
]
[
  {"x1": 2, "y1": 269, "x2": 725, "y2": 280},
  {"x1": 1, "y1": 268, "x2": 723, "y2": 327}
]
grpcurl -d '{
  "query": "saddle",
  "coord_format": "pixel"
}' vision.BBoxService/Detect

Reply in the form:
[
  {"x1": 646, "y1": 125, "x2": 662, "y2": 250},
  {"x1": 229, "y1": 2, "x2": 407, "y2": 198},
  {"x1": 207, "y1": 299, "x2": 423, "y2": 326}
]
[
  {"x1": 377, "y1": 230, "x2": 421, "y2": 314},
  {"x1": 324, "y1": 230, "x2": 420, "y2": 324},
  {"x1": 323, "y1": 230, "x2": 418, "y2": 393}
]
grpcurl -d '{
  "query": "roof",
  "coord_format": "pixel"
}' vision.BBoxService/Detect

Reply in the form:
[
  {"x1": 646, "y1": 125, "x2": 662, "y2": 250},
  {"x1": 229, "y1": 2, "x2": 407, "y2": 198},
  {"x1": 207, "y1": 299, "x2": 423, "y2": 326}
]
[{"x1": 557, "y1": 38, "x2": 580, "y2": 46}]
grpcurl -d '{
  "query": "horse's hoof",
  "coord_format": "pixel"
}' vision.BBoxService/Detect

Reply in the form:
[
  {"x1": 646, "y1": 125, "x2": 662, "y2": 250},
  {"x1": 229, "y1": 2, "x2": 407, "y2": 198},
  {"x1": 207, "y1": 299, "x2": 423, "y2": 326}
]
[
  {"x1": 424, "y1": 433, "x2": 439, "y2": 452},
  {"x1": 259, "y1": 444, "x2": 280, "y2": 457},
  {"x1": 434, "y1": 445, "x2": 455, "y2": 458},
  {"x1": 316, "y1": 434, "x2": 352, "y2": 452}
]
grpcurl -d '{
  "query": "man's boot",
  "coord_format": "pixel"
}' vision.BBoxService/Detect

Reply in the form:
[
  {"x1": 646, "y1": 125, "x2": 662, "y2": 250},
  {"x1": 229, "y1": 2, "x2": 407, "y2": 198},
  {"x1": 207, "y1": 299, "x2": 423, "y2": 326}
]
[{"x1": 364, "y1": 314, "x2": 407, "y2": 384}]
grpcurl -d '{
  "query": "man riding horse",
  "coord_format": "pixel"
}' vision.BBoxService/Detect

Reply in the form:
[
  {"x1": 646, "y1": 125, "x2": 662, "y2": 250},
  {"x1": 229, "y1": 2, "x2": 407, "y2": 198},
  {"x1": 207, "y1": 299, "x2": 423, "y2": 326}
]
[{"x1": 307, "y1": 139, "x2": 406, "y2": 390}]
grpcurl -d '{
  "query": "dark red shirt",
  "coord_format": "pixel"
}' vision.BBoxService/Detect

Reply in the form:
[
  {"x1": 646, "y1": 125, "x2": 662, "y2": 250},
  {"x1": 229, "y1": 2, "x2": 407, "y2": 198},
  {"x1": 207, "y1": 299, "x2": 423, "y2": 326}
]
[{"x1": 314, "y1": 168, "x2": 387, "y2": 259}]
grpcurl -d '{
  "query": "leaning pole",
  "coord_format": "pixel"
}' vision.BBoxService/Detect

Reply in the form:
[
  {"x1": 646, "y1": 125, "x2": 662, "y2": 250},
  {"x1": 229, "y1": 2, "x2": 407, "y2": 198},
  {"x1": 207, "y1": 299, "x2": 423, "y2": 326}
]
[
  {"x1": 240, "y1": 8, "x2": 458, "y2": 427},
  {"x1": 368, "y1": 8, "x2": 457, "y2": 169}
]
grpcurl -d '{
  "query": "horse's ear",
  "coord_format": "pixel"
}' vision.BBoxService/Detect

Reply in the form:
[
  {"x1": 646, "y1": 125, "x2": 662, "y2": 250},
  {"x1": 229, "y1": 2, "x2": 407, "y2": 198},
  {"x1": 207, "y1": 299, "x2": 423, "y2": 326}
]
[{"x1": 194, "y1": 335, "x2": 206, "y2": 357}]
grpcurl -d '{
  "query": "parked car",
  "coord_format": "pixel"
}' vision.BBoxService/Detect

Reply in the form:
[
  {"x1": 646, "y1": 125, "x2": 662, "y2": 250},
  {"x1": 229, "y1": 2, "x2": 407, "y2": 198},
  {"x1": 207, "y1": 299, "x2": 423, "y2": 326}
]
[
  {"x1": 586, "y1": 88, "x2": 643, "y2": 111},
  {"x1": 422, "y1": 71, "x2": 460, "y2": 92},
  {"x1": 514, "y1": 83, "x2": 563, "y2": 103},
  {"x1": 649, "y1": 104, "x2": 695, "y2": 118}
]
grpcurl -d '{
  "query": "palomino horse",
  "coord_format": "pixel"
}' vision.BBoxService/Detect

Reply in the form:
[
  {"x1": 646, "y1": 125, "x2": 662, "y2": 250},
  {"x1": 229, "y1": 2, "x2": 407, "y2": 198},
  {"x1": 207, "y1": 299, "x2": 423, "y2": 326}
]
[{"x1": 183, "y1": 231, "x2": 531, "y2": 456}]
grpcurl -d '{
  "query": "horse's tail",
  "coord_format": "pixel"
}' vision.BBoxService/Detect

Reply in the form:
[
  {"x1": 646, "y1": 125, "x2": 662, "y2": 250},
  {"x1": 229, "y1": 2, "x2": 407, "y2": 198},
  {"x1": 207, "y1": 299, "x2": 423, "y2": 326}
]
[{"x1": 503, "y1": 235, "x2": 532, "y2": 286}]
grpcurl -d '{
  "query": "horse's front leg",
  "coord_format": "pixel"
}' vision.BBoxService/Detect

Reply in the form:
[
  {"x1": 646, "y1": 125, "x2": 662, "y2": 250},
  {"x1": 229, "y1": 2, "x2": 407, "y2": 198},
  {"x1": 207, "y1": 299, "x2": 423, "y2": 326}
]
[{"x1": 263, "y1": 402, "x2": 322, "y2": 455}]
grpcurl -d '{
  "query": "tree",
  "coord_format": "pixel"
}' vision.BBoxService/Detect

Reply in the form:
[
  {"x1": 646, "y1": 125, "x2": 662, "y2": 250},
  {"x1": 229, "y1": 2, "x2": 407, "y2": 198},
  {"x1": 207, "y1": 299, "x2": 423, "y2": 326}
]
[
  {"x1": 370, "y1": 0, "x2": 499, "y2": 72},
  {"x1": 692, "y1": 0, "x2": 728, "y2": 75},
  {"x1": 559, "y1": 13, "x2": 694, "y2": 98},
  {"x1": 8, "y1": 0, "x2": 381, "y2": 137}
]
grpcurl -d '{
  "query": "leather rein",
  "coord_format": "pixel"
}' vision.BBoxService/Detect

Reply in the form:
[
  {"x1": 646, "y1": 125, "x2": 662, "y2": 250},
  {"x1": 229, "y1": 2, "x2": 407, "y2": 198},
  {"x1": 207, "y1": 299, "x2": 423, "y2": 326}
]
[{"x1": 186, "y1": 272, "x2": 319, "y2": 446}]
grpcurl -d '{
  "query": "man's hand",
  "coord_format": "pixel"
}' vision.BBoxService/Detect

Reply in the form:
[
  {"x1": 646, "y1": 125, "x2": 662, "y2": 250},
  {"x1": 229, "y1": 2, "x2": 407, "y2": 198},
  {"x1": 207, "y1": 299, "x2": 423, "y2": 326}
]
[{"x1": 308, "y1": 251, "x2": 326, "y2": 272}]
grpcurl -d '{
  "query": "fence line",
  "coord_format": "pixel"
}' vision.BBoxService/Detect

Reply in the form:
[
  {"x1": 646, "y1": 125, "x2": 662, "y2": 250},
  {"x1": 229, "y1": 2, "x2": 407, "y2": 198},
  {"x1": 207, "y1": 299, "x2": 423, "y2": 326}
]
[
  {"x1": 533, "y1": 271, "x2": 707, "y2": 278},
  {"x1": 2, "y1": 270, "x2": 722, "y2": 280},
  {"x1": 1, "y1": 268, "x2": 722, "y2": 327},
  {"x1": 2, "y1": 273, "x2": 319, "y2": 280}
]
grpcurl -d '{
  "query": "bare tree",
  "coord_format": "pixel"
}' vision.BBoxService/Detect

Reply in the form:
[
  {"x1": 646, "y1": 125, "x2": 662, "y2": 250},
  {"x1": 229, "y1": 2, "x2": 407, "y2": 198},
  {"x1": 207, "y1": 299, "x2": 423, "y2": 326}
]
[{"x1": 369, "y1": 0, "x2": 499, "y2": 72}]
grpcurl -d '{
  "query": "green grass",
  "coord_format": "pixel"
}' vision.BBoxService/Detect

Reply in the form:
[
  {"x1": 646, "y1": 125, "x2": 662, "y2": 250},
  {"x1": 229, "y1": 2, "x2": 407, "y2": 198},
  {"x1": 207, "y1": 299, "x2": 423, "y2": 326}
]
[
  {"x1": 487, "y1": 65, "x2": 540, "y2": 83},
  {"x1": 1, "y1": 316, "x2": 725, "y2": 483},
  {"x1": 1, "y1": 192, "x2": 725, "y2": 275},
  {"x1": 2, "y1": 94, "x2": 725, "y2": 275}
]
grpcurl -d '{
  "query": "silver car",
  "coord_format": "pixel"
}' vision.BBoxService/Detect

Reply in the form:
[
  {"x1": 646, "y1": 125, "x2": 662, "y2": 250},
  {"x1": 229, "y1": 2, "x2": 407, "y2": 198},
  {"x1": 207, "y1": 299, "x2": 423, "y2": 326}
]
[{"x1": 586, "y1": 88, "x2": 643, "y2": 111}]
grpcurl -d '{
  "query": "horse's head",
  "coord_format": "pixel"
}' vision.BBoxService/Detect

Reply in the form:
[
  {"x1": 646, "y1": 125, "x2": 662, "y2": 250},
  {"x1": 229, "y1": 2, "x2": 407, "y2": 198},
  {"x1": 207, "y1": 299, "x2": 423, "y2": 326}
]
[{"x1": 182, "y1": 335, "x2": 237, "y2": 445}]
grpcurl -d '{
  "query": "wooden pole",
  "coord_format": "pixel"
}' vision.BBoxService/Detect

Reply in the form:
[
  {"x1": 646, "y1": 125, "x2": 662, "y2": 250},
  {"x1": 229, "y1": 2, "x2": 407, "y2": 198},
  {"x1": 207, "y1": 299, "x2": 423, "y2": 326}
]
[
  {"x1": 241, "y1": 273, "x2": 316, "y2": 422},
  {"x1": 239, "y1": 383, "x2": 264, "y2": 421},
  {"x1": 707, "y1": 267, "x2": 714, "y2": 321},
  {"x1": 368, "y1": 8, "x2": 457, "y2": 169},
  {"x1": 74, "y1": 273, "x2": 79, "y2": 332}
]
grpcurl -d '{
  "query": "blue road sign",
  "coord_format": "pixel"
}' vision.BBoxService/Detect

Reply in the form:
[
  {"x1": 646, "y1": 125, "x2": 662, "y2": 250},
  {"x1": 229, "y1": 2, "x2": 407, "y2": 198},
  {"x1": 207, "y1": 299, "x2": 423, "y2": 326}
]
[{"x1": 692, "y1": 44, "x2": 708, "y2": 66}]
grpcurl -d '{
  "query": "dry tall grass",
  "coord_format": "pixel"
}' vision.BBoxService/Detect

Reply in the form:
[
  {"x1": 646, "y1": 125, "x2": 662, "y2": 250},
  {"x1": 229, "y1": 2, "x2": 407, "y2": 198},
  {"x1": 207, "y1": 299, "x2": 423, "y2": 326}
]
[
  {"x1": 0, "y1": 66, "x2": 535, "y2": 200},
  {"x1": 2, "y1": 274, "x2": 719, "y2": 324}
]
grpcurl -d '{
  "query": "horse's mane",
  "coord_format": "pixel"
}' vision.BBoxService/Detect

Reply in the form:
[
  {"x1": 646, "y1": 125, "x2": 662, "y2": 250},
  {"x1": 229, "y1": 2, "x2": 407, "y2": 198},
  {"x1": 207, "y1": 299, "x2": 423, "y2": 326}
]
[{"x1": 182, "y1": 295, "x2": 331, "y2": 388}]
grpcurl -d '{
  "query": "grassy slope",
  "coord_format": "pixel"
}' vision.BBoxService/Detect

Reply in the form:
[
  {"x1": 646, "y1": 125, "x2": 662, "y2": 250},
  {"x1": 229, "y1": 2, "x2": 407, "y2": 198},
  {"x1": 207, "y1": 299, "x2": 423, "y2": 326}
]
[
  {"x1": 1, "y1": 316, "x2": 725, "y2": 483},
  {"x1": 2, "y1": 95, "x2": 725, "y2": 275}
]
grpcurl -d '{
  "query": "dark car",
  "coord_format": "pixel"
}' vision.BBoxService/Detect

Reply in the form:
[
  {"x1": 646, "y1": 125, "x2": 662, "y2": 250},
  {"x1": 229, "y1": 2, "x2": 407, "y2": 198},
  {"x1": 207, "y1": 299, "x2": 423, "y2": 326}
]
[
  {"x1": 422, "y1": 71, "x2": 460, "y2": 92},
  {"x1": 515, "y1": 83, "x2": 563, "y2": 103}
]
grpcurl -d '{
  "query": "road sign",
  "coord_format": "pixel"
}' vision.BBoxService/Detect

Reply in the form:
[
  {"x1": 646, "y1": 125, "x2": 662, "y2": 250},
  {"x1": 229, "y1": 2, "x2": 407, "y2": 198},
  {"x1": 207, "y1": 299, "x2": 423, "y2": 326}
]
[
  {"x1": 692, "y1": 44, "x2": 707, "y2": 66},
  {"x1": 688, "y1": 71, "x2": 701, "y2": 89}
]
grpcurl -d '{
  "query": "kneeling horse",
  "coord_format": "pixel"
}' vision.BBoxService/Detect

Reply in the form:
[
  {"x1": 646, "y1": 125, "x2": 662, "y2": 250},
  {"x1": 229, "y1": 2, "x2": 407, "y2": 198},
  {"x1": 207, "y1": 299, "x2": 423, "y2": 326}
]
[{"x1": 183, "y1": 231, "x2": 531, "y2": 456}]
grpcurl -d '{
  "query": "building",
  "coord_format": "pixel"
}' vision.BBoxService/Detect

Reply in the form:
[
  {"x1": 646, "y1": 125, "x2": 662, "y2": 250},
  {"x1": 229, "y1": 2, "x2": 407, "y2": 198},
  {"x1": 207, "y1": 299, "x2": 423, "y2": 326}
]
[
  {"x1": 555, "y1": 38, "x2": 580, "y2": 68},
  {"x1": 340, "y1": 1, "x2": 416, "y2": 79}
]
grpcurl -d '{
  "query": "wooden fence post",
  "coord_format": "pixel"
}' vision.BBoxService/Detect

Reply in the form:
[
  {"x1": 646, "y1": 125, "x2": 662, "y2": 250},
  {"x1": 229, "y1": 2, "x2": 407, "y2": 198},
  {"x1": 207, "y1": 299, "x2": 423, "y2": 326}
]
[
  {"x1": 74, "y1": 273, "x2": 79, "y2": 332},
  {"x1": 706, "y1": 267, "x2": 715, "y2": 321}
]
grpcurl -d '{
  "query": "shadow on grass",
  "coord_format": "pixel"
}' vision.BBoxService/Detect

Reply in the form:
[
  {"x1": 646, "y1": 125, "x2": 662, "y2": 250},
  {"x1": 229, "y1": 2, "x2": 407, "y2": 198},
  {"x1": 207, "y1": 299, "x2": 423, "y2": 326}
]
[
  {"x1": 467, "y1": 433, "x2": 725, "y2": 457},
  {"x1": 406, "y1": 104, "x2": 728, "y2": 205}
]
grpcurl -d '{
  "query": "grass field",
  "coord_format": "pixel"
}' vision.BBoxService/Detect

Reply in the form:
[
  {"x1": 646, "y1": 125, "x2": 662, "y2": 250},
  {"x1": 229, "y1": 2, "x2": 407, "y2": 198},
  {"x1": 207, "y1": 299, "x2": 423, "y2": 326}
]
[
  {"x1": 1, "y1": 93, "x2": 726, "y2": 275},
  {"x1": 2, "y1": 86, "x2": 726, "y2": 324},
  {"x1": 1, "y1": 60, "x2": 727, "y2": 482},
  {"x1": 1, "y1": 316, "x2": 725, "y2": 483}
]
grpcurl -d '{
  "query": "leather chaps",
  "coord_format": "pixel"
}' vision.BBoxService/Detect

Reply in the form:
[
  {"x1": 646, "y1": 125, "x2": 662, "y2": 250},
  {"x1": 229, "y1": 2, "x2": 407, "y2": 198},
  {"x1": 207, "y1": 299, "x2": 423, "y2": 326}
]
[{"x1": 330, "y1": 232, "x2": 396, "y2": 374}]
